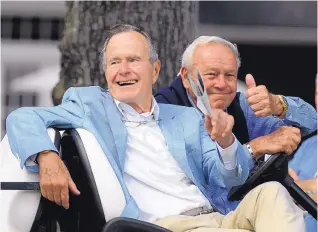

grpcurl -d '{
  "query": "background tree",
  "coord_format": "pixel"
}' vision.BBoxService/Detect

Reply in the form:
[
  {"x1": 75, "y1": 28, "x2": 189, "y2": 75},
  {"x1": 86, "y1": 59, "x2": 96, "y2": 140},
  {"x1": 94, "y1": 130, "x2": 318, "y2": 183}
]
[{"x1": 52, "y1": 1, "x2": 196, "y2": 105}]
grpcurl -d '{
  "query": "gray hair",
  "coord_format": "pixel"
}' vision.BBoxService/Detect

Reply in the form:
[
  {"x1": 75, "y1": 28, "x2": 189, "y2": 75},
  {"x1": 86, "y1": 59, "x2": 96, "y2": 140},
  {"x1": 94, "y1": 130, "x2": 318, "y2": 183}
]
[
  {"x1": 101, "y1": 24, "x2": 158, "y2": 72},
  {"x1": 181, "y1": 36, "x2": 241, "y2": 69}
]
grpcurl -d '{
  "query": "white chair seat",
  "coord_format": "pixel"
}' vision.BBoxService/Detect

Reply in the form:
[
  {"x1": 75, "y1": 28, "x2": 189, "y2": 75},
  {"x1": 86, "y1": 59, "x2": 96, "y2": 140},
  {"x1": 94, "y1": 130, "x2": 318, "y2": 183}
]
[{"x1": 0, "y1": 128, "x2": 60, "y2": 232}]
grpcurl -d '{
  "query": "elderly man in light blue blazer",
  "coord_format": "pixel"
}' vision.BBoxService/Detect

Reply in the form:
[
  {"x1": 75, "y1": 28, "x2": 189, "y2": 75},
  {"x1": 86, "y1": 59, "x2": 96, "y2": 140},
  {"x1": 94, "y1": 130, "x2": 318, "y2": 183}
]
[{"x1": 6, "y1": 24, "x2": 304, "y2": 231}]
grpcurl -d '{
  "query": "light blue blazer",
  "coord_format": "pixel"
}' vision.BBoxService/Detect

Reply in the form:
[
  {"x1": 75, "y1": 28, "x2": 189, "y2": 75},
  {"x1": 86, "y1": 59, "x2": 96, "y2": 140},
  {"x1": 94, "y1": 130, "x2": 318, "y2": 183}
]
[{"x1": 6, "y1": 86, "x2": 250, "y2": 218}]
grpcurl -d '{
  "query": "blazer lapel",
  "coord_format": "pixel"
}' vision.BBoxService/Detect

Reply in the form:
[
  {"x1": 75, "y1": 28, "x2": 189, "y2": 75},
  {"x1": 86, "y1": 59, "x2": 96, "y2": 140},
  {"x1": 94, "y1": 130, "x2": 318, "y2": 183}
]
[
  {"x1": 158, "y1": 107, "x2": 195, "y2": 183},
  {"x1": 102, "y1": 94, "x2": 127, "y2": 172}
]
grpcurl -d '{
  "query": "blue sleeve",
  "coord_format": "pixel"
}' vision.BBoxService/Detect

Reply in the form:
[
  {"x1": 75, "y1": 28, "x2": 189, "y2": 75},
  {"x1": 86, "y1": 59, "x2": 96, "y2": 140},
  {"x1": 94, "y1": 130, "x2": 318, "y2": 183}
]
[
  {"x1": 6, "y1": 87, "x2": 85, "y2": 169},
  {"x1": 288, "y1": 136, "x2": 317, "y2": 179},
  {"x1": 200, "y1": 119, "x2": 249, "y2": 188},
  {"x1": 282, "y1": 96, "x2": 317, "y2": 135},
  {"x1": 239, "y1": 94, "x2": 317, "y2": 139},
  {"x1": 239, "y1": 93, "x2": 287, "y2": 140}
]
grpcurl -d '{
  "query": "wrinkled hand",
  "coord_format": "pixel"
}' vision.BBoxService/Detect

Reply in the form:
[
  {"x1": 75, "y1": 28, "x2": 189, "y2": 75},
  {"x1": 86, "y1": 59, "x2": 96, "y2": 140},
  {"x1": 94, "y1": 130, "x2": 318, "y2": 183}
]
[
  {"x1": 37, "y1": 151, "x2": 80, "y2": 209},
  {"x1": 204, "y1": 109, "x2": 235, "y2": 148},
  {"x1": 245, "y1": 74, "x2": 283, "y2": 117},
  {"x1": 249, "y1": 126, "x2": 301, "y2": 158}
]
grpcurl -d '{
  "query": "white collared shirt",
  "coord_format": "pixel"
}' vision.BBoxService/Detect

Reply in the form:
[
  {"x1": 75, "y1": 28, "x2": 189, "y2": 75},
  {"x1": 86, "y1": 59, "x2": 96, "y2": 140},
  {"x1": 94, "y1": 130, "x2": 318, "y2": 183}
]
[{"x1": 114, "y1": 98, "x2": 237, "y2": 222}]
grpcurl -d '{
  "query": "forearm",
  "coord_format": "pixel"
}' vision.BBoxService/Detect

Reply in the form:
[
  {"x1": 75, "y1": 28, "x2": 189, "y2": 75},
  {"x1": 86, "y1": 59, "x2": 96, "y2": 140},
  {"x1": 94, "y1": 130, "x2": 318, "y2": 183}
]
[
  {"x1": 295, "y1": 178, "x2": 318, "y2": 202},
  {"x1": 295, "y1": 178, "x2": 317, "y2": 192},
  {"x1": 6, "y1": 108, "x2": 60, "y2": 169}
]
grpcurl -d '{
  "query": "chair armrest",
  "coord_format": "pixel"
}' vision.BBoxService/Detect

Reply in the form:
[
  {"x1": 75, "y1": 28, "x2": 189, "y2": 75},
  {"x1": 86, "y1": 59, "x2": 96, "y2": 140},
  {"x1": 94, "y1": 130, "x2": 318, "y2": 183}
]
[
  {"x1": 102, "y1": 217, "x2": 172, "y2": 232},
  {"x1": 0, "y1": 128, "x2": 61, "y2": 232},
  {"x1": 0, "y1": 127, "x2": 61, "y2": 184}
]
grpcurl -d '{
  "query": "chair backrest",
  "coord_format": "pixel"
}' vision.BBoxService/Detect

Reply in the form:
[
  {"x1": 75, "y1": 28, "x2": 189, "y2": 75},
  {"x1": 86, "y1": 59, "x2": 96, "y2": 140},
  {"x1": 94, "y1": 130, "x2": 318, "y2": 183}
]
[
  {"x1": 0, "y1": 128, "x2": 60, "y2": 232},
  {"x1": 60, "y1": 128, "x2": 126, "y2": 231}
]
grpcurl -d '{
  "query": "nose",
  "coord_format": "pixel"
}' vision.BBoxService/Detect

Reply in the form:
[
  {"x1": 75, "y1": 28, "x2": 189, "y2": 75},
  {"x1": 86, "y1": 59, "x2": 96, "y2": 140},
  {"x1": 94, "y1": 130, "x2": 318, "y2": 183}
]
[
  {"x1": 118, "y1": 60, "x2": 130, "y2": 76},
  {"x1": 214, "y1": 74, "x2": 227, "y2": 89}
]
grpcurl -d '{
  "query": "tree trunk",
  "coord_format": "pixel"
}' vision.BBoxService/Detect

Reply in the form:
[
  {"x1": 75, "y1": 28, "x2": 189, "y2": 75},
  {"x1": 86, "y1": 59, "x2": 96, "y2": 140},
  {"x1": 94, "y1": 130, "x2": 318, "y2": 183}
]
[{"x1": 52, "y1": 1, "x2": 196, "y2": 105}]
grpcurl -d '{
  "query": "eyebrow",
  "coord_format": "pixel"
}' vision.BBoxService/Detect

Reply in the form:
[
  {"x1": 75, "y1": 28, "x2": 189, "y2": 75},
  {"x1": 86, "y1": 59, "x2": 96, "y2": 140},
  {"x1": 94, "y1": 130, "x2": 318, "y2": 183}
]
[
  {"x1": 202, "y1": 68, "x2": 237, "y2": 74},
  {"x1": 108, "y1": 57, "x2": 121, "y2": 62},
  {"x1": 127, "y1": 55, "x2": 141, "y2": 59},
  {"x1": 108, "y1": 55, "x2": 142, "y2": 62},
  {"x1": 225, "y1": 70, "x2": 237, "y2": 74}
]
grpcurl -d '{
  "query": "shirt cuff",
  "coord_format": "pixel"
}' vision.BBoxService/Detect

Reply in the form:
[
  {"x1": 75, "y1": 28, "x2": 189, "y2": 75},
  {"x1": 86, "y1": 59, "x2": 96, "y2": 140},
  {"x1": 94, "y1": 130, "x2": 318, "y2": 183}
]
[
  {"x1": 242, "y1": 144, "x2": 256, "y2": 170},
  {"x1": 216, "y1": 135, "x2": 238, "y2": 170},
  {"x1": 25, "y1": 154, "x2": 38, "y2": 167}
]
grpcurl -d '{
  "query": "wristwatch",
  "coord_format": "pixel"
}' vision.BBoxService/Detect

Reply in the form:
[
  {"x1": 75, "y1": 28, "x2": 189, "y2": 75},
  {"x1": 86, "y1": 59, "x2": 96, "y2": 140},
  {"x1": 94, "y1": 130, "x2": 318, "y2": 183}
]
[
  {"x1": 277, "y1": 95, "x2": 288, "y2": 118},
  {"x1": 246, "y1": 143, "x2": 257, "y2": 163},
  {"x1": 34, "y1": 150, "x2": 51, "y2": 164}
]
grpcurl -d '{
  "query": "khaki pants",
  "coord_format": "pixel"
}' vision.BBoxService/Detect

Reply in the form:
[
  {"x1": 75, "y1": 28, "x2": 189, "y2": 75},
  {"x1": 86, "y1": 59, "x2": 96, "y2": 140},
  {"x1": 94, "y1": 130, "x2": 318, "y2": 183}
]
[{"x1": 154, "y1": 182, "x2": 305, "y2": 232}]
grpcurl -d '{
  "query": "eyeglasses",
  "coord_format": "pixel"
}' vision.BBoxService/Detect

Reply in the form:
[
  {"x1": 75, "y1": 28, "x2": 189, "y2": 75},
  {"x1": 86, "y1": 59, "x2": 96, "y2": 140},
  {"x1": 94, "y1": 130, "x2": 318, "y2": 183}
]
[{"x1": 123, "y1": 120, "x2": 160, "y2": 128}]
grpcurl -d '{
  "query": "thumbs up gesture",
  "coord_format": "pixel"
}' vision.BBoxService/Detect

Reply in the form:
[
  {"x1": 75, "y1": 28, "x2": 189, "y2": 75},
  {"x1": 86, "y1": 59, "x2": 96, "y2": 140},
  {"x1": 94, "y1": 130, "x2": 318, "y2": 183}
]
[{"x1": 245, "y1": 74, "x2": 283, "y2": 117}]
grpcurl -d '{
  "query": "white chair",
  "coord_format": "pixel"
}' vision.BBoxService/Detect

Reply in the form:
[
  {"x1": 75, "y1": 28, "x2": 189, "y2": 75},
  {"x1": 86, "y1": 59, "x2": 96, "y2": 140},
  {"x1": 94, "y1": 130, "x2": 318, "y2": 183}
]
[{"x1": 0, "y1": 128, "x2": 61, "y2": 232}]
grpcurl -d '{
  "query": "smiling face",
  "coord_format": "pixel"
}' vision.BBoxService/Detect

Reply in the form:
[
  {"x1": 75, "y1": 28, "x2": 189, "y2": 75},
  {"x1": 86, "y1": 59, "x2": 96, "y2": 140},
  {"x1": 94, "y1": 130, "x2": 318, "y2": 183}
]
[
  {"x1": 105, "y1": 31, "x2": 160, "y2": 112},
  {"x1": 181, "y1": 42, "x2": 238, "y2": 110}
]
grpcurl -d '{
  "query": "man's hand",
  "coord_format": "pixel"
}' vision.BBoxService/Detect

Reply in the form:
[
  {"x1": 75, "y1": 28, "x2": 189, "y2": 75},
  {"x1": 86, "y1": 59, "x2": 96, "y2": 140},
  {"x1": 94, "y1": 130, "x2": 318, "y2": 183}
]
[
  {"x1": 289, "y1": 169, "x2": 318, "y2": 203},
  {"x1": 288, "y1": 168, "x2": 299, "y2": 181},
  {"x1": 248, "y1": 126, "x2": 301, "y2": 159},
  {"x1": 245, "y1": 74, "x2": 284, "y2": 117},
  {"x1": 37, "y1": 151, "x2": 80, "y2": 209},
  {"x1": 204, "y1": 109, "x2": 235, "y2": 148}
]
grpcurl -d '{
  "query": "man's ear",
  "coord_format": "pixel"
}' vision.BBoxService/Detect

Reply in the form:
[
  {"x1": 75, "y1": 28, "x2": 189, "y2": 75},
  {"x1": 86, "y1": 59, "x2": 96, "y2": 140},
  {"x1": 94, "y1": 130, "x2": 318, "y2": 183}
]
[
  {"x1": 180, "y1": 67, "x2": 190, "y2": 89},
  {"x1": 152, "y1": 60, "x2": 161, "y2": 84}
]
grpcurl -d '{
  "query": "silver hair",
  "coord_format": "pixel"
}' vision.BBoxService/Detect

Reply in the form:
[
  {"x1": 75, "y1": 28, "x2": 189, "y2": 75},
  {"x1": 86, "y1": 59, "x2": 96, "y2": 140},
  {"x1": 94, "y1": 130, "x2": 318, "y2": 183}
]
[
  {"x1": 101, "y1": 24, "x2": 158, "y2": 73},
  {"x1": 181, "y1": 36, "x2": 241, "y2": 69}
]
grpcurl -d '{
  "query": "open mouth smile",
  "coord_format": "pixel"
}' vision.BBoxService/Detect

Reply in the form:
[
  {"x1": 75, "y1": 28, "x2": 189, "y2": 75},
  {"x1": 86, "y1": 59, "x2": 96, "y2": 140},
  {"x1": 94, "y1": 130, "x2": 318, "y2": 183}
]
[{"x1": 116, "y1": 80, "x2": 138, "y2": 86}]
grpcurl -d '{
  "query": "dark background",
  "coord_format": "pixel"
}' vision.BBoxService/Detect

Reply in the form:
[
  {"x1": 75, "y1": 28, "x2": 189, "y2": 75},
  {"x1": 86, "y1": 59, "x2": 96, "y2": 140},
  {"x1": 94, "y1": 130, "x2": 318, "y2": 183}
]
[
  {"x1": 237, "y1": 44, "x2": 316, "y2": 107},
  {"x1": 199, "y1": 1, "x2": 317, "y2": 107}
]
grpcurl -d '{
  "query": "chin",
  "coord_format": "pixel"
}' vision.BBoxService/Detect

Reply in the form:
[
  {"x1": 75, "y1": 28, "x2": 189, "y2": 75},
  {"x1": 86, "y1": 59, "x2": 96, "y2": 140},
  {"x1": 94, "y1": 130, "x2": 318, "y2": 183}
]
[
  {"x1": 118, "y1": 96, "x2": 138, "y2": 104},
  {"x1": 113, "y1": 92, "x2": 138, "y2": 103},
  {"x1": 210, "y1": 100, "x2": 225, "y2": 109},
  {"x1": 210, "y1": 96, "x2": 233, "y2": 110}
]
